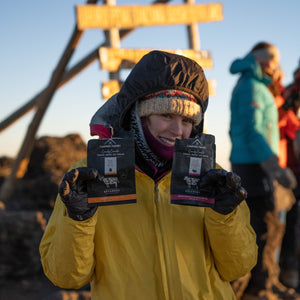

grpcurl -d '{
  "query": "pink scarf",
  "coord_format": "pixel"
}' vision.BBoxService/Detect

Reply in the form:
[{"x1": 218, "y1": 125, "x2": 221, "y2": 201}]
[{"x1": 141, "y1": 117, "x2": 174, "y2": 161}]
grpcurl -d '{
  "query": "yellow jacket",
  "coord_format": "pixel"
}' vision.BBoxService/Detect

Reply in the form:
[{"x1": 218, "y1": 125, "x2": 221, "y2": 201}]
[{"x1": 40, "y1": 158, "x2": 257, "y2": 300}]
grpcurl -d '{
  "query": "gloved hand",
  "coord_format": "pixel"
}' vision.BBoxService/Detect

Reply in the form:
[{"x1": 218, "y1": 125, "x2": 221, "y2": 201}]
[
  {"x1": 260, "y1": 155, "x2": 297, "y2": 189},
  {"x1": 199, "y1": 169, "x2": 247, "y2": 215},
  {"x1": 58, "y1": 167, "x2": 100, "y2": 221}
]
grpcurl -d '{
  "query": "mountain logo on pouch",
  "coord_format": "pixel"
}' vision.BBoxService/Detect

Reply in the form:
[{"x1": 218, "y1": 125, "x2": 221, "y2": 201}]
[
  {"x1": 171, "y1": 133, "x2": 216, "y2": 207},
  {"x1": 87, "y1": 138, "x2": 136, "y2": 206}
]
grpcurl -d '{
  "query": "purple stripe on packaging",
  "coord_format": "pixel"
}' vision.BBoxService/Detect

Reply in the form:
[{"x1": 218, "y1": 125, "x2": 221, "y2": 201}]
[{"x1": 171, "y1": 194, "x2": 215, "y2": 204}]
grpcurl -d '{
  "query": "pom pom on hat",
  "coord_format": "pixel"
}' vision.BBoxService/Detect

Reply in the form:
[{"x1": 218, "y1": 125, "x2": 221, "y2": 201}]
[{"x1": 138, "y1": 90, "x2": 202, "y2": 125}]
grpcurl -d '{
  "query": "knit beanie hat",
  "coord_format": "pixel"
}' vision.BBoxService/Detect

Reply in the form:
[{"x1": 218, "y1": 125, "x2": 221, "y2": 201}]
[
  {"x1": 138, "y1": 89, "x2": 202, "y2": 125},
  {"x1": 117, "y1": 50, "x2": 209, "y2": 132},
  {"x1": 251, "y1": 42, "x2": 280, "y2": 66}
]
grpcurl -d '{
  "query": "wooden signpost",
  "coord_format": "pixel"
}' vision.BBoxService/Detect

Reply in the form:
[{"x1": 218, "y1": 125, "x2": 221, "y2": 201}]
[
  {"x1": 76, "y1": 3, "x2": 223, "y2": 30},
  {"x1": 98, "y1": 47, "x2": 213, "y2": 72},
  {"x1": 88, "y1": 0, "x2": 222, "y2": 99},
  {"x1": 102, "y1": 79, "x2": 216, "y2": 101}
]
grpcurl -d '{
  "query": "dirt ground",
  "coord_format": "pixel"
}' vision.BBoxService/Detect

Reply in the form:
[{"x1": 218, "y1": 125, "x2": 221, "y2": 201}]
[
  {"x1": 0, "y1": 275, "x2": 63, "y2": 300},
  {"x1": 0, "y1": 274, "x2": 92, "y2": 300}
]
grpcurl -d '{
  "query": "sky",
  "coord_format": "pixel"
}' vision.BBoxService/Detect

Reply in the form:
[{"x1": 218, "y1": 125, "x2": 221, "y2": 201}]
[{"x1": 1, "y1": 0, "x2": 300, "y2": 171}]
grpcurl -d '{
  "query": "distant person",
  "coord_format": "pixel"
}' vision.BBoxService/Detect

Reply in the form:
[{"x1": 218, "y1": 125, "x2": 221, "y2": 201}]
[
  {"x1": 278, "y1": 60, "x2": 300, "y2": 290},
  {"x1": 39, "y1": 50, "x2": 257, "y2": 300},
  {"x1": 267, "y1": 64, "x2": 300, "y2": 291},
  {"x1": 229, "y1": 42, "x2": 298, "y2": 300}
]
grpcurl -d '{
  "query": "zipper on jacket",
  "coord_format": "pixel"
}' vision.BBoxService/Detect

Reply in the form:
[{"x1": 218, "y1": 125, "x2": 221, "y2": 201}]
[
  {"x1": 155, "y1": 183, "x2": 159, "y2": 202},
  {"x1": 153, "y1": 180, "x2": 171, "y2": 299}
]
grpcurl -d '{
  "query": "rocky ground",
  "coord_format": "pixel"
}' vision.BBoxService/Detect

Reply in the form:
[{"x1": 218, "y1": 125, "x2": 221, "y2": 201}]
[
  {"x1": 0, "y1": 133, "x2": 298, "y2": 300},
  {"x1": 0, "y1": 275, "x2": 64, "y2": 300},
  {"x1": 0, "y1": 134, "x2": 91, "y2": 300}
]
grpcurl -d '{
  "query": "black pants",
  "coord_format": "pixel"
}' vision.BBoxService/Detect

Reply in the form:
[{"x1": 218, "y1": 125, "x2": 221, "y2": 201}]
[
  {"x1": 245, "y1": 194, "x2": 274, "y2": 292},
  {"x1": 232, "y1": 163, "x2": 274, "y2": 293},
  {"x1": 280, "y1": 200, "x2": 300, "y2": 271}
]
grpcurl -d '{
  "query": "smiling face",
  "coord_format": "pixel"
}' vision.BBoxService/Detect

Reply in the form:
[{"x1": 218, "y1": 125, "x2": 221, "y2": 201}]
[
  {"x1": 252, "y1": 44, "x2": 280, "y2": 78},
  {"x1": 146, "y1": 114, "x2": 194, "y2": 146},
  {"x1": 260, "y1": 57, "x2": 280, "y2": 78}
]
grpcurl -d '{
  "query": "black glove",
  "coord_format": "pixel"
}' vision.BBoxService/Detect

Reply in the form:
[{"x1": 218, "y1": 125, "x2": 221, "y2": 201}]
[
  {"x1": 260, "y1": 155, "x2": 297, "y2": 189},
  {"x1": 199, "y1": 169, "x2": 247, "y2": 215},
  {"x1": 58, "y1": 167, "x2": 100, "y2": 221}
]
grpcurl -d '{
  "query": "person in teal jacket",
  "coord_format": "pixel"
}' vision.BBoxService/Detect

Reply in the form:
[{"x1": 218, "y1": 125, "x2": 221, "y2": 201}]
[
  {"x1": 230, "y1": 53, "x2": 279, "y2": 164},
  {"x1": 40, "y1": 50, "x2": 257, "y2": 300},
  {"x1": 229, "y1": 42, "x2": 297, "y2": 299}
]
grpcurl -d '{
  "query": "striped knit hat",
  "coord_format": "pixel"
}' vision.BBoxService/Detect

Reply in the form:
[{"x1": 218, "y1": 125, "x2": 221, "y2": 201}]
[
  {"x1": 138, "y1": 89, "x2": 202, "y2": 125},
  {"x1": 251, "y1": 42, "x2": 280, "y2": 66}
]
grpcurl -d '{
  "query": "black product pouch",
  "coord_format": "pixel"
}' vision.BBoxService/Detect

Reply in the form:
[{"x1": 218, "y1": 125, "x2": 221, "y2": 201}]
[
  {"x1": 87, "y1": 138, "x2": 136, "y2": 206},
  {"x1": 171, "y1": 134, "x2": 216, "y2": 207}
]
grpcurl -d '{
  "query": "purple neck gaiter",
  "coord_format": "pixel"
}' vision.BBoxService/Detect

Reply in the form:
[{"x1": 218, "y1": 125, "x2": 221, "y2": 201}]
[{"x1": 141, "y1": 117, "x2": 174, "y2": 161}]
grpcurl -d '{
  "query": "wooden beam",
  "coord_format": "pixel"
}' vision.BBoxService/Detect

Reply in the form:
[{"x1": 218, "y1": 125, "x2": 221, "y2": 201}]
[
  {"x1": 208, "y1": 79, "x2": 216, "y2": 96},
  {"x1": 76, "y1": 3, "x2": 223, "y2": 30},
  {"x1": 102, "y1": 80, "x2": 122, "y2": 100},
  {"x1": 99, "y1": 47, "x2": 213, "y2": 72},
  {"x1": 102, "y1": 79, "x2": 216, "y2": 100},
  {"x1": 103, "y1": 0, "x2": 121, "y2": 81},
  {"x1": 185, "y1": 0, "x2": 200, "y2": 51}
]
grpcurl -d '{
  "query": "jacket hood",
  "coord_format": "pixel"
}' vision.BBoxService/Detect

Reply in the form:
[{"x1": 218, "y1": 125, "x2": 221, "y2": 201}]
[
  {"x1": 230, "y1": 54, "x2": 271, "y2": 85},
  {"x1": 117, "y1": 50, "x2": 209, "y2": 131}
]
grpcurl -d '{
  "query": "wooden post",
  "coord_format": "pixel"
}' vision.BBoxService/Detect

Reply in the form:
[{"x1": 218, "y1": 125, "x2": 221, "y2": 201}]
[
  {"x1": 103, "y1": 0, "x2": 121, "y2": 81},
  {"x1": 185, "y1": 0, "x2": 200, "y2": 51}
]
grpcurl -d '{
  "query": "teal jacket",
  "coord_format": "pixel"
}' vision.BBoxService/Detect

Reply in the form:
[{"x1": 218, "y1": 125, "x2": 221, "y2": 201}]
[{"x1": 229, "y1": 54, "x2": 279, "y2": 164}]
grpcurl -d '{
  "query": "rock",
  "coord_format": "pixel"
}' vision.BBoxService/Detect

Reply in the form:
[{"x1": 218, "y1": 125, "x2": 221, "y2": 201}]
[
  {"x1": 25, "y1": 134, "x2": 86, "y2": 178},
  {"x1": 0, "y1": 133, "x2": 90, "y2": 299},
  {"x1": 0, "y1": 156, "x2": 14, "y2": 186},
  {"x1": 3, "y1": 134, "x2": 87, "y2": 211},
  {"x1": 0, "y1": 210, "x2": 46, "y2": 283}
]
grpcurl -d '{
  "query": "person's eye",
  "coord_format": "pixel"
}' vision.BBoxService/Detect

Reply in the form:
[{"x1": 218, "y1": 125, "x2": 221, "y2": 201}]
[
  {"x1": 161, "y1": 114, "x2": 171, "y2": 119},
  {"x1": 182, "y1": 117, "x2": 193, "y2": 125}
]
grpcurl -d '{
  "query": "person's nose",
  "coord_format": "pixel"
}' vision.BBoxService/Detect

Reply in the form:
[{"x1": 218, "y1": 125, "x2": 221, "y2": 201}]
[{"x1": 169, "y1": 118, "x2": 183, "y2": 137}]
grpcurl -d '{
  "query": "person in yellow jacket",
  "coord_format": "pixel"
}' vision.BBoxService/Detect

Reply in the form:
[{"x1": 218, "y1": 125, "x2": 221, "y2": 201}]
[{"x1": 39, "y1": 50, "x2": 257, "y2": 300}]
